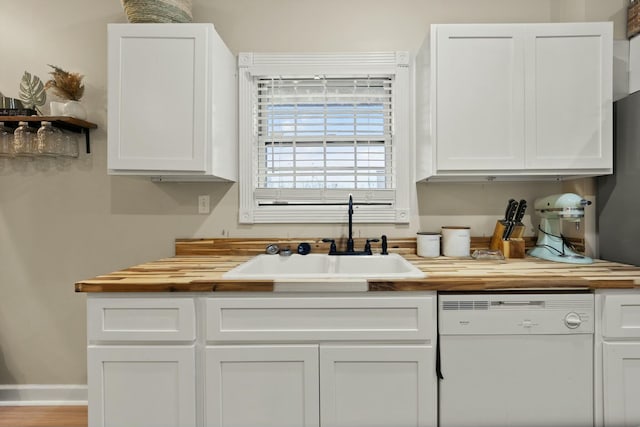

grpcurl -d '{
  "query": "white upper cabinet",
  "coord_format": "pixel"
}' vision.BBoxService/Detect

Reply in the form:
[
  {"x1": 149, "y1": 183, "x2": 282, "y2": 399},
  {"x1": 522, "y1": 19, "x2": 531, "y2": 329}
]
[
  {"x1": 108, "y1": 24, "x2": 237, "y2": 181},
  {"x1": 631, "y1": 35, "x2": 640, "y2": 94},
  {"x1": 416, "y1": 22, "x2": 613, "y2": 181}
]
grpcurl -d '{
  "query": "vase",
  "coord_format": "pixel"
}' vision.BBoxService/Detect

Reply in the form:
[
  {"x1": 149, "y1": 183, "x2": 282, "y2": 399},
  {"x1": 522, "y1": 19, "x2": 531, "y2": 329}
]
[
  {"x1": 121, "y1": 0, "x2": 193, "y2": 23},
  {"x1": 50, "y1": 101, "x2": 65, "y2": 116},
  {"x1": 62, "y1": 100, "x2": 87, "y2": 120}
]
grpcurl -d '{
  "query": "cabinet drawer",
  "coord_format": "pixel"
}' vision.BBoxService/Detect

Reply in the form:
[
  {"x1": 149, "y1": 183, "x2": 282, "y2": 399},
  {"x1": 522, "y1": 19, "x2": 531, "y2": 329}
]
[
  {"x1": 602, "y1": 294, "x2": 640, "y2": 339},
  {"x1": 206, "y1": 295, "x2": 436, "y2": 343},
  {"x1": 88, "y1": 297, "x2": 195, "y2": 342}
]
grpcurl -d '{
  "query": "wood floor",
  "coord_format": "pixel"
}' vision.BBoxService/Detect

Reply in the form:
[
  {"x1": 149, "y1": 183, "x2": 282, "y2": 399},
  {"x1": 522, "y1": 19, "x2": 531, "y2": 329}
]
[{"x1": 0, "y1": 406, "x2": 87, "y2": 427}]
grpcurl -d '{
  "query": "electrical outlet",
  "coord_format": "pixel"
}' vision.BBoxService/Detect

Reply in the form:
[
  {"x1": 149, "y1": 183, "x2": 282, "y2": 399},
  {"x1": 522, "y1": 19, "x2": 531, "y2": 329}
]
[{"x1": 198, "y1": 195, "x2": 210, "y2": 214}]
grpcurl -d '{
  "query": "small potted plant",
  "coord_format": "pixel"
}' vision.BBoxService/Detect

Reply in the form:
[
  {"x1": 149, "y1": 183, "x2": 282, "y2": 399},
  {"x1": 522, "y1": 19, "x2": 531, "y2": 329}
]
[
  {"x1": 18, "y1": 71, "x2": 47, "y2": 115},
  {"x1": 44, "y1": 65, "x2": 86, "y2": 120}
]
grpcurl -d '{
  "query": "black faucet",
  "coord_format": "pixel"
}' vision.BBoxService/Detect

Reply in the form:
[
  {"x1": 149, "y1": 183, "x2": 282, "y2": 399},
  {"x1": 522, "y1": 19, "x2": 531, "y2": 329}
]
[
  {"x1": 346, "y1": 194, "x2": 355, "y2": 252},
  {"x1": 322, "y1": 194, "x2": 380, "y2": 255}
]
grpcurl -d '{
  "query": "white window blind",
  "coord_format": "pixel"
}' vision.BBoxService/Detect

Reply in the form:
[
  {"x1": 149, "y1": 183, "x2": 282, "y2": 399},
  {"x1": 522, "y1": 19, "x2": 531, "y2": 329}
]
[{"x1": 254, "y1": 76, "x2": 395, "y2": 205}]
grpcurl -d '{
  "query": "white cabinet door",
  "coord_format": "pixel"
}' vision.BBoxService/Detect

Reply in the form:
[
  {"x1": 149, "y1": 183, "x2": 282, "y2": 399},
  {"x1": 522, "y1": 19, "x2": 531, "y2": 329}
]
[
  {"x1": 320, "y1": 345, "x2": 436, "y2": 427},
  {"x1": 433, "y1": 25, "x2": 525, "y2": 171},
  {"x1": 525, "y1": 23, "x2": 612, "y2": 170},
  {"x1": 603, "y1": 342, "x2": 640, "y2": 427},
  {"x1": 87, "y1": 345, "x2": 196, "y2": 427},
  {"x1": 205, "y1": 345, "x2": 320, "y2": 427},
  {"x1": 630, "y1": 35, "x2": 640, "y2": 94},
  {"x1": 108, "y1": 24, "x2": 209, "y2": 172}
]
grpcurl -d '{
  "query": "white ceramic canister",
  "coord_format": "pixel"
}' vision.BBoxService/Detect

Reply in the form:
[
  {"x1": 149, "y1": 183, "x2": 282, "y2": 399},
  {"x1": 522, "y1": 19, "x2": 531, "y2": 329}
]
[
  {"x1": 416, "y1": 232, "x2": 441, "y2": 257},
  {"x1": 441, "y1": 226, "x2": 471, "y2": 257}
]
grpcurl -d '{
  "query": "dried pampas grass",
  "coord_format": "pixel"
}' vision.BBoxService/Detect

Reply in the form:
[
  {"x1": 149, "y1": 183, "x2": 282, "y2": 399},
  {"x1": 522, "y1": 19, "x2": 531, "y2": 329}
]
[{"x1": 44, "y1": 65, "x2": 85, "y2": 101}]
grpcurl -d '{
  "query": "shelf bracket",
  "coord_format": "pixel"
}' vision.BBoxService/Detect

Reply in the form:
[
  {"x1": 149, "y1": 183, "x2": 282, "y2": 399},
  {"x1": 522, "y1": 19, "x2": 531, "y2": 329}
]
[{"x1": 83, "y1": 128, "x2": 91, "y2": 154}]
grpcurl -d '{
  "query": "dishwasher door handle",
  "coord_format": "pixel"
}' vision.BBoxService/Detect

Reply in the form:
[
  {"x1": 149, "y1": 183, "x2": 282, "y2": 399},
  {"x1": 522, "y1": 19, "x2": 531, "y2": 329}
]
[
  {"x1": 436, "y1": 332, "x2": 444, "y2": 380},
  {"x1": 494, "y1": 300, "x2": 544, "y2": 307}
]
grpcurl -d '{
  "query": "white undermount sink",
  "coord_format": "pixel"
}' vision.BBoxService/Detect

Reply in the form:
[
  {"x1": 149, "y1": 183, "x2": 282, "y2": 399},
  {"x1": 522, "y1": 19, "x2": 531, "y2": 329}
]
[{"x1": 223, "y1": 253, "x2": 426, "y2": 292}]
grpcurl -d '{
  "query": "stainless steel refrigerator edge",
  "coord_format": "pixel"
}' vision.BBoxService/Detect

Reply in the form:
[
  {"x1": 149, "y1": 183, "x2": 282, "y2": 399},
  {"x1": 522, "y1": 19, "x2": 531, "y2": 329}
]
[{"x1": 597, "y1": 90, "x2": 640, "y2": 266}]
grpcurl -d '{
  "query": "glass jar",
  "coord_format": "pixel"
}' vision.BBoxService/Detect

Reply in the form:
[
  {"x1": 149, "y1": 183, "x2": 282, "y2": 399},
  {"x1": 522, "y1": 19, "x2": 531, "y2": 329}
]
[
  {"x1": 36, "y1": 121, "x2": 62, "y2": 156},
  {"x1": 13, "y1": 121, "x2": 37, "y2": 157},
  {"x1": 0, "y1": 122, "x2": 13, "y2": 157},
  {"x1": 61, "y1": 131, "x2": 79, "y2": 158}
]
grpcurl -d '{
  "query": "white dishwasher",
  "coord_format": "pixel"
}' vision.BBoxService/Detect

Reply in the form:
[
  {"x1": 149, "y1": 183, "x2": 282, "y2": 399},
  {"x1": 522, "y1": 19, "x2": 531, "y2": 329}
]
[{"x1": 438, "y1": 292, "x2": 594, "y2": 427}]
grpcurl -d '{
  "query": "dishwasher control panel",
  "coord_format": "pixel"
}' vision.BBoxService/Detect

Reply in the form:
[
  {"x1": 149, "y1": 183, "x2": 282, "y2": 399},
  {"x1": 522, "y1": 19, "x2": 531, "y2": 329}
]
[{"x1": 439, "y1": 293, "x2": 594, "y2": 335}]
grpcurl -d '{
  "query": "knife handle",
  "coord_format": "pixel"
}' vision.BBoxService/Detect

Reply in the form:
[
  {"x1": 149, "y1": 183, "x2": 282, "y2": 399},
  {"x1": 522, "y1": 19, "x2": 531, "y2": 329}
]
[
  {"x1": 513, "y1": 199, "x2": 527, "y2": 224},
  {"x1": 505, "y1": 200, "x2": 519, "y2": 223},
  {"x1": 504, "y1": 198, "x2": 517, "y2": 221}
]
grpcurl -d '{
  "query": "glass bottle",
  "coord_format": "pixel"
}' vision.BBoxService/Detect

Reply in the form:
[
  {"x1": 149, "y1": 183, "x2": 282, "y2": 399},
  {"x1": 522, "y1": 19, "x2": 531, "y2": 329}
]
[
  {"x1": 0, "y1": 122, "x2": 13, "y2": 157},
  {"x1": 61, "y1": 131, "x2": 79, "y2": 158},
  {"x1": 13, "y1": 121, "x2": 37, "y2": 157},
  {"x1": 36, "y1": 121, "x2": 61, "y2": 156}
]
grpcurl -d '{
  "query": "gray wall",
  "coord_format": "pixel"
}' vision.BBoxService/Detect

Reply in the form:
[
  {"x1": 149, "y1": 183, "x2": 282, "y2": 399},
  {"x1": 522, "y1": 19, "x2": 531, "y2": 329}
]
[{"x1": 0, "y1": 0, "x2": 627, "y2": 385}]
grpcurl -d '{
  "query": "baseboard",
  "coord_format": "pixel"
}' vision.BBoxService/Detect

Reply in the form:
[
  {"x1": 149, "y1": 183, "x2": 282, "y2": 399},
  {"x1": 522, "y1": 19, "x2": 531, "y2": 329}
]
[{"x1": 0, "y1": 384, "x2": 87, "y2": 406}]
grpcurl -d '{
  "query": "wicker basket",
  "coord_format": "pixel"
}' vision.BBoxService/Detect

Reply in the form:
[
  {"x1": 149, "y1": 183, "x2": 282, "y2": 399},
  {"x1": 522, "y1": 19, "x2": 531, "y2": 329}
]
[
  {"x1": 629, "y1": 1, "x2": 640, "y2": 39},
  {"x1": 121, "y1": 0, "x2": 192, "y2": 23}
]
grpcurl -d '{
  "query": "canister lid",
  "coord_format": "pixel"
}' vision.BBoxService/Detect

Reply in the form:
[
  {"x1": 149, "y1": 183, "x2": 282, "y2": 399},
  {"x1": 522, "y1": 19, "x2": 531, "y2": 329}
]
[
  {"x1": 441, "y1": 226, "x2": 470, "y2": 229},
  {"x1": 417, "y1": 231, "x2": 440, "y2": 235}
]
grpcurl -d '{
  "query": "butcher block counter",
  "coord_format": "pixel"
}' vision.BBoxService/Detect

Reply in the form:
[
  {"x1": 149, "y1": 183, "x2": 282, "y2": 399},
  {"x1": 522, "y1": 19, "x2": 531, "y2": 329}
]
[{"x1": 74, "y1": 238, "x2": 640, "y2": 292}]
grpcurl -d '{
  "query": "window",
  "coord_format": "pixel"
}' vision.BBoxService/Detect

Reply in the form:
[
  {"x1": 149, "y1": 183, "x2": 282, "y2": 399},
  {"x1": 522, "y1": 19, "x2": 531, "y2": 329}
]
[
  {"x1": 258, "y1": 77, "x2": 392, "y2": 191},
  {"x1": 238, "y1": 52, "x2": 411, "y2": 223}
]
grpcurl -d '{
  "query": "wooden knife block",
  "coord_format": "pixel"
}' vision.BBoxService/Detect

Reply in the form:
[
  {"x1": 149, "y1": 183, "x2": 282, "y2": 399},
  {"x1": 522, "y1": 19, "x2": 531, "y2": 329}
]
[
  {"x1": 489, "y1": 221, "x2": 507, "y2": 250},
  {"x1": 489, "y1": 220, "x2": 526, "y2": 258},
  {"x1": 510, "y1": 224, "x2": 525, "y2": 239},
  {"x1": 499, "y1": 238, "x2": 525, "y2": 258}
]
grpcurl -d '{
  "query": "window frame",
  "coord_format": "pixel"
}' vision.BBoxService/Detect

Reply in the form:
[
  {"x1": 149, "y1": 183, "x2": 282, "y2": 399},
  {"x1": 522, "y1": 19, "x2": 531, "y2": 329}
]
[{"x1": 238, "y1": 51, "x2": 411, "y2": 224}]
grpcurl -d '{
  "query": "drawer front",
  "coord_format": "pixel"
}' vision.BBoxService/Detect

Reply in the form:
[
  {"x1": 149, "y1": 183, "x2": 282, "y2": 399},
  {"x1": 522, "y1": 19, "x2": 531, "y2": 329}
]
[
  {"x1": 206, "y1": 294, "x2": 436, "y2": 343},
  {"x1": 602, "y1": 294, "x2": 640, "y2": 339},
  {"x1": 88, "y1": 297, "x2": 196, "y2": 342}
]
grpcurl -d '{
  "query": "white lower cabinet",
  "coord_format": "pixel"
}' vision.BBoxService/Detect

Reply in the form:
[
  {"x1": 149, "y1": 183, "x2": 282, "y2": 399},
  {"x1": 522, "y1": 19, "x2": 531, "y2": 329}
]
[
  {"x1": 205, "y1": 345, "x2": 320, "y2": 427},
  {"x1": 603, "y1": 342, "x2": 640, "y2": 426},
  {"x1": 86, "y1": 296, "x2": 197, "y2": 427},
  {"x1": 205, "y1": 344, "x2": 434, "y2": 427},
  {"x1": 88, "y1": 346, "x2": 196, "y2": 427},
  {"x1": 320, "y1": 344, "x2": 434, "y2": 427},
  {"x1": 204, "y1": 294, "x2": 437, "y2": 427},
  {"x1": 598, "y1": 290, "x2": 640, "y2": 427},
  {"x1": 86, "y1": 293, "x2": 437, "y2": 427}
]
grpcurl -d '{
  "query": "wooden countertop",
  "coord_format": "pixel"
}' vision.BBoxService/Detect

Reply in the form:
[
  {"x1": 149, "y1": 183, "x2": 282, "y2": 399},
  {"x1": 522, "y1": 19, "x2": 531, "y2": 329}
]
[{"x1": 75, "y1": 253, "x2": 640, "y2": 293}]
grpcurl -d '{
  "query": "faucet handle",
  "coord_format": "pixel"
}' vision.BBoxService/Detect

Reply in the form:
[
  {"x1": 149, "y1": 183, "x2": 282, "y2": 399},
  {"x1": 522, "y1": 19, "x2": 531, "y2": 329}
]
[
  {"x1": 381, "y1": 235, "x2": 388, "y2": 255},
  {"x1": 322, "y1": 238, "x2": 337, "y2": 255},
  {"x1": 279, "y1": 247, "x2": 292, "y2": 257},
  {"x1": 364, "y1": 238, "x2": 380, "y2": 255},
  {"x1": 265, "y1": 244, "x2": 280, "y2": 255}
]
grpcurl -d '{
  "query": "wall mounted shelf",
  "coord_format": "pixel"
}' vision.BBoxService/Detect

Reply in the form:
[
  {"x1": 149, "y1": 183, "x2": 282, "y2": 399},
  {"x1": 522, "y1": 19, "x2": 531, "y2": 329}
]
[{"x1": 0, "y1": 116, "x2": 98, "y2": 153}]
